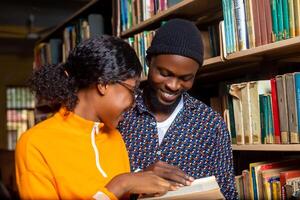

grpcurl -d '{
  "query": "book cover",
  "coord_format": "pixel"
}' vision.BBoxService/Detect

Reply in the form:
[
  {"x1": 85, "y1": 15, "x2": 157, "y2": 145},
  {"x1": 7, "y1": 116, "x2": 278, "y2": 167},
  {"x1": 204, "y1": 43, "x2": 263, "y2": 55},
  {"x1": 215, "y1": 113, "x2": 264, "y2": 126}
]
[
  {"x1": 88, "y1": 14, "x2": 105, "y2": 37},
  {"x1": 233, "y1": 0, "x2": 248, "y2": 50},
  {"x1": 276, "y1": 75, "x2": 290, "y2": 143},
  {"x1": 245, "y1": 0, "x2": 255, "y2": 48},
  {"x1": 230, "y1": 83, "x2": 245, "y2": 144},
  {"x1": 285, "y1": 73, "x2": 299, "y2": 143},
  {"x1": 271, "y1": 78, "x2": 281, "y2": 144},
  {"x1": 277, "y1": 0, "x2": 285, "y2": 40},
  {"x1": 280, "y1": 169, "x2": 300, "y2": 199},
  {"x1": 264, "y1": 0, "x2": 273, "y2": 43},
  {"x1": 282, "y1": 0, "x2": 290, "y2": 39},
  {"x1": 295, "y1": 72, "x2": 300, "y2": 138},
  {"x1": 252, "y1": 0, "x2": 262, "y2": 46},
  {"x1": 258, "y1": 0, "x2": 268, "y2": 45},
  {"x1": 294, "y1": 0, "x2": 300, "y2": 36},
  {"x1": 271, "y1": 0, "x2": 279, "y2": 41}
]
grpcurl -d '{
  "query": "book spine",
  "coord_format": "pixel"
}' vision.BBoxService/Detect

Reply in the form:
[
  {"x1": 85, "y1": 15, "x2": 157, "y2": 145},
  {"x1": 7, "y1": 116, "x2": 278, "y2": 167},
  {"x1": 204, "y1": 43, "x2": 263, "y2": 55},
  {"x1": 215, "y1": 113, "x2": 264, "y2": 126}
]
[
  {"x1": 277, "y1": 0, "x2": 285, "y2": 40},
  {"x1": 233, "y1": 0, "x2": 248, "y2": 50},
  {"x1": 294, "y1": 73, "x2": 300, "y2": 141},
  {"x1": 271, "y1": 78, "x2": 281, "y2": 144},
  {"x1": 271, "y1": 0, "x2": 279, "y2": 41},
  {"x1": 283, "y1": 0, "x2": 296, "y2": 39}
]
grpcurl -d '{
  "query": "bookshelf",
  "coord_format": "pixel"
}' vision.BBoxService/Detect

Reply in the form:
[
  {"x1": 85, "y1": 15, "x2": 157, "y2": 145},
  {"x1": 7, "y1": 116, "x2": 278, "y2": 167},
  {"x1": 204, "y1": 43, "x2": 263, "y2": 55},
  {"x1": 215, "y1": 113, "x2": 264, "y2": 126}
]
[
  {"x1": 6, "y1": 87, "x2": 35, "y2": 150},
  {"x1": 32, "y1": 0, "x2": 113, "y2": 124},
  {"x1": 37, "y1": 0, "x2": 112, "y2": 43},
  {"x1": 119, "y1": 0, "x2": 221, "y2": 38},
  {"x1": 198, "y1": 36, "x2": 300, "y2": 80},
  {"x1": 114, "y1": 0, "x2": 300, "y2": 198},
  {"x1": 114, "y1": 0, "x2": 300, "y2": 143},
  {"x1": 29, "y1": 0, "x2": 300, "y2": 198}
]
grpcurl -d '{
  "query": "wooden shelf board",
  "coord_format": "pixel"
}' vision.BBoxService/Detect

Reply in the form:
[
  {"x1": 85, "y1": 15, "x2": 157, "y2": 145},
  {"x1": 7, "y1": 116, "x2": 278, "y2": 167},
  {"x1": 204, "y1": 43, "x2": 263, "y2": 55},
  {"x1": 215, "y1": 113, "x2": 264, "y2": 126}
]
[
  {"x1": 197, "y1": 36, "x2": 300, "y2": 79},
  {"x1": 120, "y1": 0, "x2": 221, "y2": 38},
  {"x1": 37, "y1": 0, "x2": 99, "y2": 43},
  {"x1": 226, "y1": 36, "x2": 300, "y2": 60},
  {"x1": 202, "y1": 56, "x2": 223, "y2": 67},
  {"x1": 232, "y1": 144, "x2": 300, "y2": 151}
]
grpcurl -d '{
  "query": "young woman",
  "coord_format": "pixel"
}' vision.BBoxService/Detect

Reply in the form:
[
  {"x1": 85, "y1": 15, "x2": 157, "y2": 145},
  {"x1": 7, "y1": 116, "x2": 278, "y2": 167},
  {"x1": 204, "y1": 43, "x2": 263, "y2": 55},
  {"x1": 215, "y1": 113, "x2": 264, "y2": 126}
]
[{"x1": 15, "y1": 35, "x2": 173, "y2": 200}]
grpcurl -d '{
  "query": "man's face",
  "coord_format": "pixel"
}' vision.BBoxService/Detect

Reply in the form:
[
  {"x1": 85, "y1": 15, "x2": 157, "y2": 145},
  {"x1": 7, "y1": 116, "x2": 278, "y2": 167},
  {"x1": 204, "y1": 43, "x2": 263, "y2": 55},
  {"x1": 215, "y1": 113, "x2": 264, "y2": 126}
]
[{"x1": 147, "y1": 54, "x2": 199, "y2": 107}]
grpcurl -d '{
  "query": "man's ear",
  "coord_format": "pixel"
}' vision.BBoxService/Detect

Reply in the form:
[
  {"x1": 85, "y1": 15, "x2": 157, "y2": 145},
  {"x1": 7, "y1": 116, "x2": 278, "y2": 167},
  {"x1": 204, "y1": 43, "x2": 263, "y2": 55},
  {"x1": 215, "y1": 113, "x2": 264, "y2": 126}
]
[{"x1": 96, "y1": 83, "x2": 108, "y2": 96}]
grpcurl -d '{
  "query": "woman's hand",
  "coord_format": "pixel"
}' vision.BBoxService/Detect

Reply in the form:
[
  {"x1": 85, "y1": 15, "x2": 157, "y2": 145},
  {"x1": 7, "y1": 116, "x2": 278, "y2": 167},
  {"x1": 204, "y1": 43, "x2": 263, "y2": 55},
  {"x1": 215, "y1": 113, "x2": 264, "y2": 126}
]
[{"x1": 106, "y1": 171, "x2": 175, "y2": 198}]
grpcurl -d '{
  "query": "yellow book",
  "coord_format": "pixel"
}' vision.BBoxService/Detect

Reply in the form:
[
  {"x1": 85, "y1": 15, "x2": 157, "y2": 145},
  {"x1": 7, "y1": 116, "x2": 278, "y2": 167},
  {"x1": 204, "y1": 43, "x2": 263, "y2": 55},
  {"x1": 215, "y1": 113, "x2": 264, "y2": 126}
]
[
  {"x1": 249, "y1": 162, "x2": 267, "y2": 200},
  {"x1": 271, "y1": 180, "x2": 280, "y2": 200},
  {"x1": 289, "y1": 0, "x2": 296, "y2": 37},
  {"x1": 294, "y1": 0, "x2": 300, "y2": 35}
]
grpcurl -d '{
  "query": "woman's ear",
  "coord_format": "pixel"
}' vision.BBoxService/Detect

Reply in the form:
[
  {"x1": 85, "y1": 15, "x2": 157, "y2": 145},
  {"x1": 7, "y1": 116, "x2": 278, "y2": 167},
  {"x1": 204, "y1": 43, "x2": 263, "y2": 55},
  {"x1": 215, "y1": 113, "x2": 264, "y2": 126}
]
[{"x1": 96, "y1": 83, "x2": 108, "y2": 96}]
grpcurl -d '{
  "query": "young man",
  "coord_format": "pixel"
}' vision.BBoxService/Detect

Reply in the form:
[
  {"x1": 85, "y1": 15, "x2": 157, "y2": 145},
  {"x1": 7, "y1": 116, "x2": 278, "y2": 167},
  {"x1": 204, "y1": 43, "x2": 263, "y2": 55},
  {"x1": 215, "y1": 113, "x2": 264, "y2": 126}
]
[{"x1": 118, "y1": 19, "x2": 237, "y2": 199}]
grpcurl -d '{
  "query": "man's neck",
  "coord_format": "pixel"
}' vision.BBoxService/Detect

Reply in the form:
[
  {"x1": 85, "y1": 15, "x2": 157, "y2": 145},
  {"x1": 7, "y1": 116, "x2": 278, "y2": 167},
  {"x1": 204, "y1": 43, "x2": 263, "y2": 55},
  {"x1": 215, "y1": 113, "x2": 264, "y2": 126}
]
[{"x1": 144, "y1": 89, "x2": 181, "y2": 122}]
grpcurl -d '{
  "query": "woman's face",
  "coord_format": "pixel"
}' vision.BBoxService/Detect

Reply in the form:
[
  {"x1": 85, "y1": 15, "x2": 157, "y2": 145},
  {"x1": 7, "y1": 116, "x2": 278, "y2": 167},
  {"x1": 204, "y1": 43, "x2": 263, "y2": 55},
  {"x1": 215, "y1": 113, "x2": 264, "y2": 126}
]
[{"x1": 98, "y1": 77, "x2": 139, "y2": 129}]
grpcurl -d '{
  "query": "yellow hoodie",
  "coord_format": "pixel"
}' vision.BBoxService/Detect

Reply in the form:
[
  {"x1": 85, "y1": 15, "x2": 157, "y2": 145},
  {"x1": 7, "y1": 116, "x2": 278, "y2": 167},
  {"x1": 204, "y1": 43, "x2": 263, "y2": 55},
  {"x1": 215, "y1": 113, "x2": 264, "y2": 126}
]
[{"x1": 15, "y1": 109, "x2": 130, "y2": 200}]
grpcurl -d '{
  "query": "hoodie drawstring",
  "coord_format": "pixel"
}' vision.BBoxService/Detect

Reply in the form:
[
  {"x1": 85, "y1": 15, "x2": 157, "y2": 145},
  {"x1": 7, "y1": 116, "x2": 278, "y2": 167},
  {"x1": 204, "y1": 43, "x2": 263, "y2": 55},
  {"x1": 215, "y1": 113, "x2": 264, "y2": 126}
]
[{"x1": 91, "y1": 122, "x2": 107, "y2": 178}]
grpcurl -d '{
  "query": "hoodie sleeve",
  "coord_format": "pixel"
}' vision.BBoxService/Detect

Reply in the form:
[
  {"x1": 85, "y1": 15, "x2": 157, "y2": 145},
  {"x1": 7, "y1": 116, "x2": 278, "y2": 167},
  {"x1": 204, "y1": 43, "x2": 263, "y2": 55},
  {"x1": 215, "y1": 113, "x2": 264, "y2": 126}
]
[{"x1": 15, "y1": 132, "x2": 60, "y2": 199}]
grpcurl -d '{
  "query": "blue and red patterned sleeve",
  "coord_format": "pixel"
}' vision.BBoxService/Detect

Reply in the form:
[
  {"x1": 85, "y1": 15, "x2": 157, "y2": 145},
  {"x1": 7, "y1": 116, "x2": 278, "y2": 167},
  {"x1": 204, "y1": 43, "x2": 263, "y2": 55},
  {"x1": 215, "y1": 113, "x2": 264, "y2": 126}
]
[{"x1": 211, "y1": 118, "x2": 238, "y2": 200}]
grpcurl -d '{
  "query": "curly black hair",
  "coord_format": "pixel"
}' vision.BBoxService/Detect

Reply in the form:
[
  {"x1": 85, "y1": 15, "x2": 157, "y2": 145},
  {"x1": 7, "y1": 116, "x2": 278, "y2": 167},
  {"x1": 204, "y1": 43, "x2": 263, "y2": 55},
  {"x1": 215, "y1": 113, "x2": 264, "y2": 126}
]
[{"x1": 30, "y1": 35, "x2": 142, "y2": 110}]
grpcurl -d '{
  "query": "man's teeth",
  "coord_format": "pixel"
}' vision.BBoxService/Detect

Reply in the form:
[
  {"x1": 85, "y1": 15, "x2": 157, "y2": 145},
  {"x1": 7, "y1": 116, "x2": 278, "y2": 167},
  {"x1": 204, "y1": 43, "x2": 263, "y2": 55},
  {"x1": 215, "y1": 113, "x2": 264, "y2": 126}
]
[{"x1": 162, "y1": 92, "x2": 176, "y2": 98}]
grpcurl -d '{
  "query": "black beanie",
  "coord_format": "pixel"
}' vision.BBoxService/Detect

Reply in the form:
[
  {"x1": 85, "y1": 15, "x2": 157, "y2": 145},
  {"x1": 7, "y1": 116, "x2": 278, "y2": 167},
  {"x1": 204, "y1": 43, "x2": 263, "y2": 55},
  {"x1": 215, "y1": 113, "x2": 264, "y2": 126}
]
[{"x1": 146, "y1": 18, "x2": 204, "y2": 66}]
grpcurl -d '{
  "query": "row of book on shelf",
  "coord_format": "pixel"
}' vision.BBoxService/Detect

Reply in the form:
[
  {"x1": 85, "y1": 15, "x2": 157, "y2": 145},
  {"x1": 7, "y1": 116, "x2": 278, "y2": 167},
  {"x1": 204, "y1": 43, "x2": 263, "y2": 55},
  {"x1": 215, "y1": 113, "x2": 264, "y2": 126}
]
[
  {"x1": 6, "y1": 87, "x2": 35, "y2": 109},
  {"x1": 6, "y1": 87, "x2": 36, "y2": 150},
  {"x1": 210, "y1": 72, "x2": 300, "y2": 144},
  {"x1": 222, "y1": 0, "x2": 300, "y2": 55},
  {"x1": 235, "y1": 159, "x2": 300, "y2": 200},
  {"x1": 6, "y1": 109, "x2": 35, "y2": 150},
  {"x1": 117, "y1": 0, "x2": 183, "y2": 33},
  {"x1": 34, "y1": 14, "x2": 105, "y2": 68},
  {"x1": 34, "y1": 0, "x2": 300, "y2": 71}
]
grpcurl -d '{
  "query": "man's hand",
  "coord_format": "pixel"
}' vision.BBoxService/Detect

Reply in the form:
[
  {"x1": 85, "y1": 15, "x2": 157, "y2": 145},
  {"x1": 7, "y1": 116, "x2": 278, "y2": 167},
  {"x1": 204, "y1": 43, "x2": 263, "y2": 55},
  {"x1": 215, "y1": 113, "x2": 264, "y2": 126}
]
[{"x1": 144, "y1": 161, "x2": 194, "y2": 186}]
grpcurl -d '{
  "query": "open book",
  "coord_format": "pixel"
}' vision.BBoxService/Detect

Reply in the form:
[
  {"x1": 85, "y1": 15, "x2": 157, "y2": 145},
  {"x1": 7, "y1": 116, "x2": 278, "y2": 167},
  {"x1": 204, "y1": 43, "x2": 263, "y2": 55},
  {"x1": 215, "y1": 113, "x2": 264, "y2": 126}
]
[{"x1": 139, "y1": 176, "x2": 224, "y2": 200}]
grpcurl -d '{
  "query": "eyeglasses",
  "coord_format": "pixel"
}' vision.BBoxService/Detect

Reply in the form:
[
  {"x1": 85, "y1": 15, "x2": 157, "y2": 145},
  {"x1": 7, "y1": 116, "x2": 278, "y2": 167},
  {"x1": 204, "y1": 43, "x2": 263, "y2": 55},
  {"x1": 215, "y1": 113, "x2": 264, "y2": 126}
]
[{"x1": 116, "y1": 81, "x2": 141, "y2": 100}]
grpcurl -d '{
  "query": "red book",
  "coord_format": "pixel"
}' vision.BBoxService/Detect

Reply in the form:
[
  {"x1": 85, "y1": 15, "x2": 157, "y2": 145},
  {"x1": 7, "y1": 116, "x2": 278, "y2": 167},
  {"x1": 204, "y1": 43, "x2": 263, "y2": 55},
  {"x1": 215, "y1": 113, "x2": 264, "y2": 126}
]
[
  {"x1": 280, "y1": 169, "x2": 300, "y2": 200},
  {"x1": 264, "y1": 0, "x2": 273, "y2": 43},
  {"x1": 271, "y1": 78, "x2": 281, "y2": 144},
  {"x1": 258, "y1": 0, "x2": 268, "y2": 45},
  {"x1": 256, "y1": 160, "x2": 300, "y2": 199}
]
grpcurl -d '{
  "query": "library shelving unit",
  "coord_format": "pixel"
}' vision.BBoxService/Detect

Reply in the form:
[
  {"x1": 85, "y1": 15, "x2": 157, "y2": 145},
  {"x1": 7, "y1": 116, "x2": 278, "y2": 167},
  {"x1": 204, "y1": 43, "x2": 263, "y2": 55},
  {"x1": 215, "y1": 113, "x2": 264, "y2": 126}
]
[
  {"x1": 113, "y1": 0, "x2": 300, "y2": 179},
  {"x1": 32, "y1": 0, "x2": 113, "y2": 123},
  {"x1": 36, "y1": 0, "x2": 112, "y2": 44},
  {"x1": 119, "y1": 0, "x2": 221, "y2": 38}
]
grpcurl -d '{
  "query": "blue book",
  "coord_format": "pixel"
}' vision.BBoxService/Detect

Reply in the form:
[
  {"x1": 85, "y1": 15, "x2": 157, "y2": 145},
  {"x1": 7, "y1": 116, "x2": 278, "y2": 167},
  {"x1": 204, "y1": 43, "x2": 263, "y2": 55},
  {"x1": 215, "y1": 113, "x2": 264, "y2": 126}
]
[
  {"x1": 221, "y1": 0, "x2": 230, "y2": 54},
  {"x1": 229, "y1": 0, "x2": 236, "y2": 53},
  {"x1": 120, "y1": 0, "x2": 126, "y2": 31},
  {"x1": 49, "y1": 39, "x2": 62, "y2": 65},
  {"x1": 88, "y1": 14, "x2": 105, "y2": 37},
  {"x1": 167, "y1": 0, "x2": 182, "y2": 7},
  {"x1": 277, "y1": 0, "x2": 284, "y2": 40}
]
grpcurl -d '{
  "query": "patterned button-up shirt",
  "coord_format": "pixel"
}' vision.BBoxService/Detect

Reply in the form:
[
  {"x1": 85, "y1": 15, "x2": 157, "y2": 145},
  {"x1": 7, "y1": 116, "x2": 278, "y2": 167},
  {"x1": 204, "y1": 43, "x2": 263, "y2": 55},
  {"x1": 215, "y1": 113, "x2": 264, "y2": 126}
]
[{"x1": 118, "y1": 92, "x2": 237, "y2": 199}]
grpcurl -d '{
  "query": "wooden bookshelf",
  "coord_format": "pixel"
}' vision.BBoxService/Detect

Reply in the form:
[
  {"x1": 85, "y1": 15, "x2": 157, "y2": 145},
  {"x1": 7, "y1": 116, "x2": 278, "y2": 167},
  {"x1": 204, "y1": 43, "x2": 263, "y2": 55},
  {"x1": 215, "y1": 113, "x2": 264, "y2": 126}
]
[
  {"x1": 197, "y1": 36, "x2": 300, "y2": 79},
  {"x1": 120, "y1": 0, "x2": 221, "y2": 38},
  {"x1": 232, "y1": 144, "x2": 300, "y2": 152},
  {"x1": 118, "y1": 1, "x2": 300, "y2": 198},
  {"x1": 37, "y1": 0, "x2": 112, "y2": 43},
  {"x1": 33, "y1": 0, "x2": 114, "y2": 125}
]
